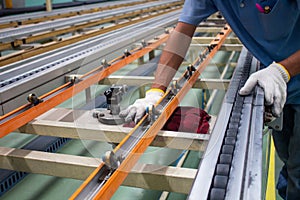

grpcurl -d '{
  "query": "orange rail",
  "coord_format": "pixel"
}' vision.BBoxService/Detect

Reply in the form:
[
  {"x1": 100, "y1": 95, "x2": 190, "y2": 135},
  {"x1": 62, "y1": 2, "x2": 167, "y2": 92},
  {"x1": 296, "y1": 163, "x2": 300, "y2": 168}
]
[
  {"x1": 0, "y1": 30, "x2": 172, "y2": 137},
  {"x1": 70, "y1": 24, "x2": 232, "y2": 200}
]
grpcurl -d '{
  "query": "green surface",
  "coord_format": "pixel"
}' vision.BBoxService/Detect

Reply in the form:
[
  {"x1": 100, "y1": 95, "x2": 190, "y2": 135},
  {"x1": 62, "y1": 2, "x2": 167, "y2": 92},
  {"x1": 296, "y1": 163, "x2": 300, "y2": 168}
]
[{"x1": 25, "y1": 0, "x2": 73, "y2": 7}]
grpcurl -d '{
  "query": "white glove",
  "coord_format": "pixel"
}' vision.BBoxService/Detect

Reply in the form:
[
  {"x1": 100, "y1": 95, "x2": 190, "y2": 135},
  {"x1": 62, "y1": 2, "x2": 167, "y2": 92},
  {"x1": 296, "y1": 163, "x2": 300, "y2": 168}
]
[
  {"x1": 239, "y1": 62, "x2": 290, "y2": 117},
  {"x1": 119, "y1": 89, "x2": 164, "y2": 123}
]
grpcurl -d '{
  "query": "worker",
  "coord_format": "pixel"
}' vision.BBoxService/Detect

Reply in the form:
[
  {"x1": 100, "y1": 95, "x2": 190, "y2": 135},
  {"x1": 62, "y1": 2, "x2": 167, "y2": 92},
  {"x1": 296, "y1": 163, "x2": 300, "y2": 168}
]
[{"x1": 119, "y1": 0, "x2": 300, "y2": 199}]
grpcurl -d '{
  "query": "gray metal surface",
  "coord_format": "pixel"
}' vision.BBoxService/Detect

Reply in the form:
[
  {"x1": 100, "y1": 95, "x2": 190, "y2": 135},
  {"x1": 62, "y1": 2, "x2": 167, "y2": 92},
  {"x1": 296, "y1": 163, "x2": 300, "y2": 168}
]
[
  {"x1": 242, "y1": 86, "x2": 264, "y2": 200},
  {"x1": 0, "y1": 0, "x2": 142, "y2": 24},
  {"x1": 0, "y1": 10, "x2": 180, "y2": 115},
  {"x1": 0, "y1": 0, "x2": 179, "y2": 42},
  {"x1": 188, "y1": 48, "x2": 264, "y2": 200}
]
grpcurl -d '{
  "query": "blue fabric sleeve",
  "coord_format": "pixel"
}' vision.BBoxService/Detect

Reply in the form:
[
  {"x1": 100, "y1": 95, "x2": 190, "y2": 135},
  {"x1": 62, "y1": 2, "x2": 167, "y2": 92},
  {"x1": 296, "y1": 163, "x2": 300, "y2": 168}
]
[{"x1": 178, "y1": 0, "x2": 218, "y2": 26}]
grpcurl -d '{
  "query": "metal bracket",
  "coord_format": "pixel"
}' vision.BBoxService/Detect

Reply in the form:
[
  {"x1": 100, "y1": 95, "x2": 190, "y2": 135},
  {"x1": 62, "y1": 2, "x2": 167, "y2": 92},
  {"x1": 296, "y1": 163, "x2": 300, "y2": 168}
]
[{"x1": 265, "y1": 112, "x2": 283, "y2": 131}]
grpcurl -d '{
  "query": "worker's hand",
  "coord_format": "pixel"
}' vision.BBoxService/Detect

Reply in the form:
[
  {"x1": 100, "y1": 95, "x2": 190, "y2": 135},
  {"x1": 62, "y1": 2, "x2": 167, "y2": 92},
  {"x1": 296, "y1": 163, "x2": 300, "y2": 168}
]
[
  {"x1": 119, "y1": 88, "x2": 164, "y2": 123},
  {"x1": 239, "y1": 62, "x2": 290, "y2": 117}
]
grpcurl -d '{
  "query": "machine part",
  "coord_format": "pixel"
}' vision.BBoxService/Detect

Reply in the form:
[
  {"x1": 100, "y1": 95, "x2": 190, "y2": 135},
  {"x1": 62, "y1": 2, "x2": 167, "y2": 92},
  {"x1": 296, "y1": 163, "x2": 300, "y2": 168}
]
[
  {"x1": 171, "y1": 80, "x2": 180, "y2": 95},
  {"x1": 27, "y1": 93, "x2": 43, "y2": 106},
  {"x1": 123, "y1": 49, "x2": 132, "y2": 57},
  {"x1": 265, "y1": 112, "x2": 283, "y2": 131},
  {"x1": 96, "y1": 109, "x2": 125, "y2": 125},
  {"x1": 95, "y1": 85, "x2": 127, "y2": 125},
  {"x1": 187, "y1": 64, "x2": 196, "y2": 78},
  {"x1": 141, "y1": 39, "x2": 147, "y2": 47},
  {"x1": 102, "y1": 151, "x2": 121, "y2": 170},
  {"x1": 146, "y1": 105, "x2": 161, "y2": 123},
  {"x1": 101, "y1": 59, "x2": 111, "y2": 68}
]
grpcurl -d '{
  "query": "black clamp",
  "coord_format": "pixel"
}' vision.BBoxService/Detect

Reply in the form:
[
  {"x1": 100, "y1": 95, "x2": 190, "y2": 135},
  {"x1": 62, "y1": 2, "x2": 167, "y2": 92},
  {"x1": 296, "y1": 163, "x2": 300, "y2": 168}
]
[
  {"x1": 93, "y1": 85, "x2": 127, "y2": 125},
  {"x1": 27, "y1": 93, "x2": 43, "y2": 106}
]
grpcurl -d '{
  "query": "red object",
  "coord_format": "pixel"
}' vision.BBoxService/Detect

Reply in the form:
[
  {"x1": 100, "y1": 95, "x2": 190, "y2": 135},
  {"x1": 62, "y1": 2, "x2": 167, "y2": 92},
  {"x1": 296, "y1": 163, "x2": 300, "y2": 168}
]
[{"x1": 124, "y1": 106, "x2": 211, "y2": 134}]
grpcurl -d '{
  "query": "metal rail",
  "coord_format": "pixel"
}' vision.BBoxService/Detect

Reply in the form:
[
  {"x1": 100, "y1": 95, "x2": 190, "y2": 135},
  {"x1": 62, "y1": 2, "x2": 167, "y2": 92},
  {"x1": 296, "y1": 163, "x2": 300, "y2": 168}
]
[
  {"x1": 0, "y1": 30, "x2": 172, "y2": 137},
  {"x1": 188, "y1": 48, "x2": 264, "y2": 200},
  {"x1": 0, "y1": 11, "x2": 180, "y2": 115},
  {"x1": 70, "y1": 24, "x2": 231, "y2": 200},
  {"x1": 0, "y1": 0, "x2": 182, "y2": 45},
  {"x1": 0, "y1": 0, "x2": 154, "y2": 28},
  {"x1": 0, "y1": 3, "x2": 182, "y2": 66}
]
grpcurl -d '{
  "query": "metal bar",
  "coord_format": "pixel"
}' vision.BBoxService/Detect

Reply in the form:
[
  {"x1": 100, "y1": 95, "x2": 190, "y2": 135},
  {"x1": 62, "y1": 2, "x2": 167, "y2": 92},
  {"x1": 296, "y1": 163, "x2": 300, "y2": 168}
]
[
  {"x1": 0, "y1": 4, "x2": 181, "y2": 66},
  {"x1": 0, "y1": 0, "x2": 158, "y2": 28},
  {"x1": 0, "y1": 11, "x2": 179, "y2": 116},
  {"x1": 70, "y1": 24, "x2": 231, "y2": 200},
  {"x1": 0, "y1": 0, "x2": 181, "y2": 43},
  {"x1": 0, "y1": 31, "x2": 171, "y2": 137}
]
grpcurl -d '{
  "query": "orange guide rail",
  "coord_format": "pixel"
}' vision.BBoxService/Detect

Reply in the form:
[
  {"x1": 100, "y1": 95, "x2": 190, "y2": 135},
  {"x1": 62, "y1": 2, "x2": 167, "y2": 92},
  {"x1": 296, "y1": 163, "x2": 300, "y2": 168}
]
[{"x1": 70, "y1": 24, "x2": 232, "y2": 200}]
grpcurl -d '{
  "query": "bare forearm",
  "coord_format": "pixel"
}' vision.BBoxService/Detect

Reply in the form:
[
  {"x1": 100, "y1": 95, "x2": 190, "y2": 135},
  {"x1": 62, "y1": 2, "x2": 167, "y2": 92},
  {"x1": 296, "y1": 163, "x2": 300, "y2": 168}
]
[
  {"x1": 279, "y1": 49, "x2": 300, "y2": 77},
  {"x1": 152, "y1": 22, "x2": 197, "y2": 91}
]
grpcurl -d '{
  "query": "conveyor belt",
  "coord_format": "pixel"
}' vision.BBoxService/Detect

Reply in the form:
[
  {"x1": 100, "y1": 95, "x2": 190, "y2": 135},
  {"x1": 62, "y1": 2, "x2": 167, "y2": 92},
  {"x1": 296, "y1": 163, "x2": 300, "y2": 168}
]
[{"x1": 188, "y1": 48, "x2": 264, "y2": 200}]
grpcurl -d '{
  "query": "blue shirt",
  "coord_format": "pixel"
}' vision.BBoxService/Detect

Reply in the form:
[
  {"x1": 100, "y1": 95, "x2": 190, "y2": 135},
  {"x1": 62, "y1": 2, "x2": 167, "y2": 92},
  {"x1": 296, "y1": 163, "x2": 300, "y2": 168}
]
[{"x1": 179, "y1": 0, "x2": 300, "y2": 104}]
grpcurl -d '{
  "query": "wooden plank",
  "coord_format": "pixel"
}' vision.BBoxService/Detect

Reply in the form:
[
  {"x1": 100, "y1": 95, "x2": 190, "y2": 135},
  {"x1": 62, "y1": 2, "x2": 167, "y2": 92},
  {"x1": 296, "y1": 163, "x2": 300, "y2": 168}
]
[
  {"x1": 0, "y1": 147, "x2": 196, "y2": 194},
  {"x1": 195, "y1": 27, "x2": 222, "y2": 33},
  {"x1": 192, "y1": 37, "x2": 241, "y2": 44},
  {"x1": 189, "y1": 44, "x2": 243, "y2": 51},
  {"x1": 98, "y1": 76, "x2": 230, "y2": 90},
  {"x1": 18, "y1": 108, "x2": 211, "y2": 151}
]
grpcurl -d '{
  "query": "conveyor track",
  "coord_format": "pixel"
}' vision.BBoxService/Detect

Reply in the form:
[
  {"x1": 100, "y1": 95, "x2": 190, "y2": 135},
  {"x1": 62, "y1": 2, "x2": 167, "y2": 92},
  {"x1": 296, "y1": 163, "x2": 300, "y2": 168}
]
[
  {"x1": 0, "y1": 0, "x2": 155, "y2": 28},
  {"x1": 0, "y1": 2, "x2": 182, "y2": 66},
  {"x1": 0, "y1": 0, "x2": 182, "y2": 50},
  {"x1": 0, "y1": 29, "x2": 172, "y2": 137},
  {"x1": 70, "y1": 24, "x2": 231, "y2": 200},
  {"x1": 0, "y1": 10, "x2": 180, "y2": 115},
  {"x1": 188, "y1": 48, "x2": 264, "y2": 200}
]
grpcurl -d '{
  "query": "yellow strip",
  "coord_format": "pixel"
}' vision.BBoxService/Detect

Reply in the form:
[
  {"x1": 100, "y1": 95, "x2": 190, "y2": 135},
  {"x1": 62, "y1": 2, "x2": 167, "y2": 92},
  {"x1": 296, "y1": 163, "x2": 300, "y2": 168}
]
[
  {"x1": 266, "y1": 137, "x2": 276, "y2": 200},
  {"x1": 277, "y1": 62, "x2": 291, "y2": 81},
  {"x1": 147, "y1": 88, "x2": 165, "y2": 94}
]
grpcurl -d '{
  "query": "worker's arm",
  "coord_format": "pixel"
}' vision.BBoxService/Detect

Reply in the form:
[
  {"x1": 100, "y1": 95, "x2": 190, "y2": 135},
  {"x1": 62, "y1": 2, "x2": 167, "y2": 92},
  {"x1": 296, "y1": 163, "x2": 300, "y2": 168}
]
[
  {"x1": 240, "y1": 49, "x2": 300, "y2": 117},
  {"x1": 119, "y1": 22, "x2": 196, "y2": 123},
  {"x1": 151, "y1": 22, "x2": 197, "y2": 91}
]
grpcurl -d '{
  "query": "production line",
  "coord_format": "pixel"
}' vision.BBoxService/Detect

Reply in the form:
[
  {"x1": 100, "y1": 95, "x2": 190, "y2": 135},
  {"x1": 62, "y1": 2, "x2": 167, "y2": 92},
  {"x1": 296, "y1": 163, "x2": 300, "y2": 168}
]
[
  {"x1": 0, "y1": 0, "x2": 183, "y2": 52},
  {"x1": 0, "y1": 1, "x2": 274, "y2": 199},
  {"x1": 0, "y1": 0, "x2": 152, "y2": 26}
]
